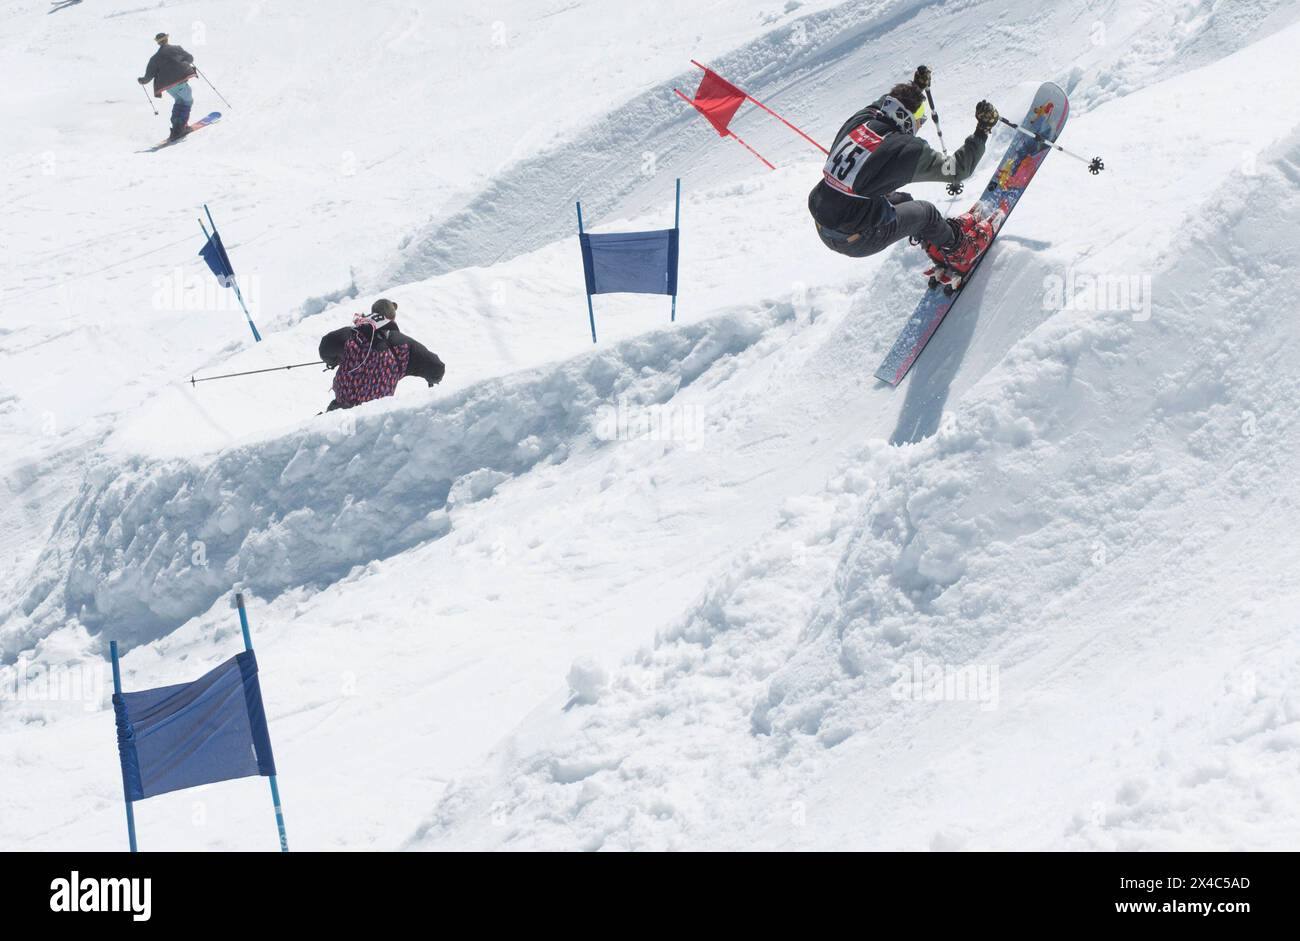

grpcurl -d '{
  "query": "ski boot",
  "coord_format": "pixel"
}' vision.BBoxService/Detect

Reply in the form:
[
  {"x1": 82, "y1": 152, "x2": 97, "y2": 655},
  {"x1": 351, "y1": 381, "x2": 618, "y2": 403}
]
[{"x1": 921, "y1": 208, "x2": 1001, "y2": 294}]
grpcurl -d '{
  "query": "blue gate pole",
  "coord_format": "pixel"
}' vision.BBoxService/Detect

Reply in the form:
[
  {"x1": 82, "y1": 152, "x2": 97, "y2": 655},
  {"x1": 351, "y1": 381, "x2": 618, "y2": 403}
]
[
  {"x1": 203, "y1": 205, "x2": 263, "y2": 343},
  {"x1": 235, "y1": 592, "x2": 289, "y2": 852},
  {"x1": 109, "y1": 641, "x2": 139, "y2": 853},
  {"x1": 576, "y1": 201, "x2": 597, "y2": 343},
  {"x1": 229, "y1": 281, "x2": 262, "y2": 343},
  {"x1": 671, "y1": 178, "x2": 681, "y2": 323}
]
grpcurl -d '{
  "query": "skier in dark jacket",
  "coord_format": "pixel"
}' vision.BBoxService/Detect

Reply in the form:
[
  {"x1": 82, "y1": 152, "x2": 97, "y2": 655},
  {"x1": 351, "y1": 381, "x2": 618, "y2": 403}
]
[
  {"x1": 137, "y1": 33, "x2": 197, "y2": 141},
  {"x1": 809, "y1": 66, "x2": 1000, "y2": 273},
  {"x1": 319, "y1": 298, "x2": 446, "y2": 411}
]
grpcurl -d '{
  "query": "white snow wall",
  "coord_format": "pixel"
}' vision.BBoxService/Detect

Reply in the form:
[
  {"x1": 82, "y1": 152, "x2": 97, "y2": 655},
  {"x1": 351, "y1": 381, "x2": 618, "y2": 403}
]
[{"x1": 3, "y1": 308, "x2": 782, "y2": 657}]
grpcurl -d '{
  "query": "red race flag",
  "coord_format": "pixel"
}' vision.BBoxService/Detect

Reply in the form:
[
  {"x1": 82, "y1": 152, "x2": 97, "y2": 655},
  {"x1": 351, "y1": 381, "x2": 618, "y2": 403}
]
[
  {"x1": 674, "y1": 61, "x2": 826, "y2": 170},
  {"x1": 685, "y1": 68, "x2": 746, "y2": 136}
]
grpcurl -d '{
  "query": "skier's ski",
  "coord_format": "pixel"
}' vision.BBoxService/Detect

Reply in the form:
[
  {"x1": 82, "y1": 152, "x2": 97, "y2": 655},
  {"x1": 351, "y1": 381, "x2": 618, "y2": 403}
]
[
  {"x1": 873, "y1": 83, "x2": 1068, "y2": 386},
  {"x1": 141, "y1": 111, "x2": 222, "y2": 153}
]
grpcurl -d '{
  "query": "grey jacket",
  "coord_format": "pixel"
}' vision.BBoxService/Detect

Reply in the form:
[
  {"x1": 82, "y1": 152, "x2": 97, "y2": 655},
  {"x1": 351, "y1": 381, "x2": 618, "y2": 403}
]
[{"x1": 808, "y1": 105, "x2": 986, "y2": 233}]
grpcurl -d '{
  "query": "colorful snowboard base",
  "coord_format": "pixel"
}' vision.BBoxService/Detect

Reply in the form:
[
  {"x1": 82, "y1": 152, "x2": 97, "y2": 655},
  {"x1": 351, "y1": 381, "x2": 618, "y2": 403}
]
[
  {"x1": 141, "y1": 111, "x2": 222, "y2": 153},
  {"x1": 873, "y1": 84, "x2": 1069, "y2": 386}
]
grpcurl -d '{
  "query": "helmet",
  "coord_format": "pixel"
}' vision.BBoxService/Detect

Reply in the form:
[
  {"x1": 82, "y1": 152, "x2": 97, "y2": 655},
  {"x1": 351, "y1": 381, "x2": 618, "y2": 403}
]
[{"x1": 875, "y1": 95, "x2": 927, "y2": 135}]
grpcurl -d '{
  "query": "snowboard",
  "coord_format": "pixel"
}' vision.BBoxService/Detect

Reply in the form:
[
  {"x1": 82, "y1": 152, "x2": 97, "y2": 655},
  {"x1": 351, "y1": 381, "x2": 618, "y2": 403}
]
[
  {"x1": 142, "y1": 112, "x2": 222, "y2": 153},
  {"x1": 873, "y1": 83, "x2": 1068, "y2": 386}
]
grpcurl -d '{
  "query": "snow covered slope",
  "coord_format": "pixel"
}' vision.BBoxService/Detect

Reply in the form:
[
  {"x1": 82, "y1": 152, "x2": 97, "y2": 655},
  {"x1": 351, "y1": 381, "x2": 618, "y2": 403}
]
[{"x1": 3, "y1": 0, "x2": 1299, "y2": 851}]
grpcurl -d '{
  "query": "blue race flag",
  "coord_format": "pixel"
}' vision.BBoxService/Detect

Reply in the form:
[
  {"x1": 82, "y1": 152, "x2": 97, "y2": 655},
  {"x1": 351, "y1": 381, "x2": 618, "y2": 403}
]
[
  {"x1": 579, "y1": 228, "x2": 679, "y2": 296},
  {"x1": 113, "y1": 651, "x2": 277, "y2": 801},
  {"x1": 196, "y1": 204, "x2": 262, "y2": 342},
  {"x1": 575, "y1": 179, "x2": 682, "y2": 343},
  {"x1": 198, "y1": 228, "x2": 236, "y2": 287}
]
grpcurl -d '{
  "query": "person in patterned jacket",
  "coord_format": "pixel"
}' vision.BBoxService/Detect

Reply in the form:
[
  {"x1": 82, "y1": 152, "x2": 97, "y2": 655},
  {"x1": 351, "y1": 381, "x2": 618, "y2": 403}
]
[{"x1": 319, "y1": 298, "x2": 445, "y2": 412}]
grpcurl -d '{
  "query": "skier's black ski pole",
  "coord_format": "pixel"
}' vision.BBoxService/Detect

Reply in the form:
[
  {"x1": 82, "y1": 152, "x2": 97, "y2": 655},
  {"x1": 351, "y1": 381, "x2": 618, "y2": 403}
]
[
  {"x1": 190, "y1": 361, "x2": 326, "y2": 386},
  {"x1": 923, "y1": 86, "x2": 963, "y2": 196},
  {"x1": 140, "y1": 82, "x2": 158, "y2": 115},
  {"x1": 997, "y1": 116, "x2": 1105, "y2": 174},
  {"x1": 196, "y1": 68, "x2": 232, "y2": 109}
]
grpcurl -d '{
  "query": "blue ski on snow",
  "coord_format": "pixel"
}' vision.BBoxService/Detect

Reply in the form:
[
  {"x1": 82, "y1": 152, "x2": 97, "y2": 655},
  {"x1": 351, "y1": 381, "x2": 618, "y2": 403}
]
[{"x1": 142, "y1": 111, "x2": 222, "y2": 153}]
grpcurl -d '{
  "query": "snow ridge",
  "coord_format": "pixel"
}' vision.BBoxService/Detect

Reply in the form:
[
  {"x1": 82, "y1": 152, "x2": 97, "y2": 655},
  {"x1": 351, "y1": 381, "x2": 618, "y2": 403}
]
[
  {"x1": 385, "y1": 0, "x2": 943, "y2": 284},
  {"x1": 4, "y1": 305, "x2": 786, "y2": 658}
]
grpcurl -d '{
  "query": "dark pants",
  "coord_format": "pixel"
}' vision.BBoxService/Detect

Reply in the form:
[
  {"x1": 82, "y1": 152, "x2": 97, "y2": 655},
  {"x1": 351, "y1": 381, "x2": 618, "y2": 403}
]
[
  {"x1": 817, "y1": 200, "x2": 954, "y2": 259},
  {"x1": 166, "y1": 83, "x2": 194, "y2": 133}
]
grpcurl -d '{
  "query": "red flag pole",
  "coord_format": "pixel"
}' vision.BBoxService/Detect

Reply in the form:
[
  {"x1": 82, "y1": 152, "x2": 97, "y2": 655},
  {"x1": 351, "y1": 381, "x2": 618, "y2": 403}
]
[
  {"x1": 726, "y1": 131, "x2": 776, "y2": 170},
  {"x1": 742, "y1": 94, "x2": 827, "y2": 154}
]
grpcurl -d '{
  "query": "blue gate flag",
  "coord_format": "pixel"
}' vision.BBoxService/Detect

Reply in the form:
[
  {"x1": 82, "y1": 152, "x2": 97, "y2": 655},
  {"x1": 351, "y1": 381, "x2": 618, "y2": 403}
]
[
  {"x1": 112, "y1": 650, "x2": 277, "y2": 802},
  {"x1": 579, "y1": 228, "x2": 679, "y2": 296},
  {"x1": 196, "y1": 203, "x2": 262, "y2": 342},
  {"x1": 199, "y1": 228, "x2": 236, "y2": 286},
  {"x1": 576, "y1": 179, "x2": 681, "y2": 343}
]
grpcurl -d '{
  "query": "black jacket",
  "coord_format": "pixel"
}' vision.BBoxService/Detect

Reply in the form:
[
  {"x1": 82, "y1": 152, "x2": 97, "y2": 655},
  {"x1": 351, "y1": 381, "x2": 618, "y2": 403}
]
[
  {"x1": 142, "y1": 44, "x2": 195, "y2": 97},
  {"x1": 319, "y1": 321, "x2": 446, "y2": 386},
  {"x1": 808, "y1": 105, "x2": 987, "y2": 234}
]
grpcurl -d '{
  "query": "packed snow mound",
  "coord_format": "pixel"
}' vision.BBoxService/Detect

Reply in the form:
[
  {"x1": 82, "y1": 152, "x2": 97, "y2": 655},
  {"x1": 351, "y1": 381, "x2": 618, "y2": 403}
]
[
  {"x1": 4, "y1": 307, "x2": 783, "y2": 658},
  {"x1": 415, "y1": 121, "x2": 1300, "y2": 850}
]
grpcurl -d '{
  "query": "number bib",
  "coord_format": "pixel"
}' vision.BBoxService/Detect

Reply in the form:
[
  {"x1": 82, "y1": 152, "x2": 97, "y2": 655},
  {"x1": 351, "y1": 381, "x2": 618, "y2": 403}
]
[{"x1": 822, "y1": 123, "x2": 885, "y2": 196}]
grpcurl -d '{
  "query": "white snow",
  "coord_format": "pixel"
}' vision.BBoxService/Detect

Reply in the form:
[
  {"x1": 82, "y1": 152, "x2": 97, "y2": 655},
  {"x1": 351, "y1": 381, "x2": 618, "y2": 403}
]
[{"x1": 3, "y1": 0, "x2": 1300, "y2": 851}]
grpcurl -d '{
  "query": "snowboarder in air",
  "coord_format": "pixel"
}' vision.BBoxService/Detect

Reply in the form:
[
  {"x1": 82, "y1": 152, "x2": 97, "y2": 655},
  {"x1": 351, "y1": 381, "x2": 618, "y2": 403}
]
[
  {"x1": 319, "y1": 299, "x2": 446, "y2": 411},
  {"x1": 809, "y1": 66, "x2": 1000, "y2": 274},
  {"x1": 138, "y1": 32, "x2": 197, "y2": 141}
]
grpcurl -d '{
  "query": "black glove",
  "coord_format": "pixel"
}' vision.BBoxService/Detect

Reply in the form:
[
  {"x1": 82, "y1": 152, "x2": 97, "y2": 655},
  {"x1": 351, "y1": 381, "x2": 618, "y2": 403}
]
[
  {"x1": 137, "y1": 76, "x2": 149, "y2": 84},
  {"x1": 975, "y1": 100, "x2": 999, "y2": 135},
  {"x1": 885, "y1": 191, "x2": 914, "y2": 205},
  {"x1": 912, "y1": 65, "x2": 931, "y2": 91}
]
